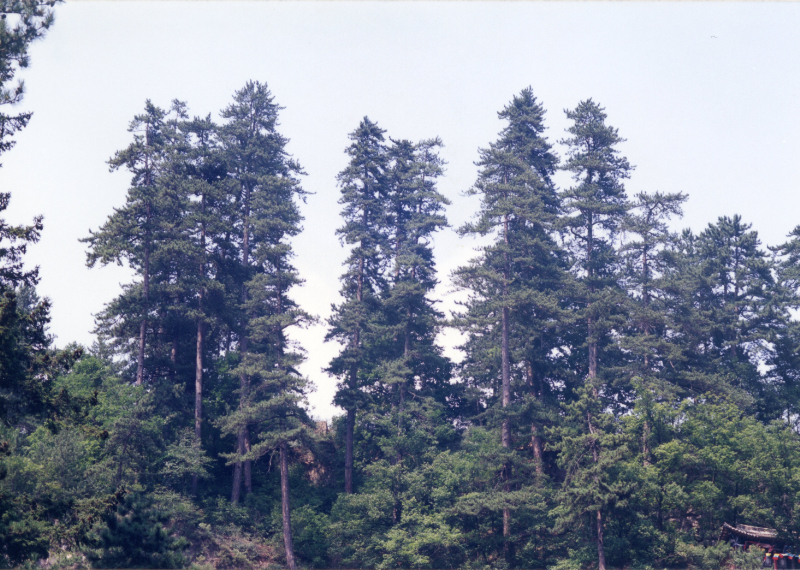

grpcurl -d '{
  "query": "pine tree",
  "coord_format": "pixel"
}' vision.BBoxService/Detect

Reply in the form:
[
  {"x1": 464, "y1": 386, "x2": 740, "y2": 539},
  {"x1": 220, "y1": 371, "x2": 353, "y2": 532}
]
[
  {"x1": 0, "y1": 191, "x2": 48, "y2": 424},
  {"x1": 769, "y1": 225, "x2": 800, "y2": 424},
  {"x1": 618, "y1": 191, "x2": 687, "y2": 458},
  {"x1": 217, "y1": 81, "x2": 302, "y2": 502},
  {"x1": 85, "y1": 101, "x2": 182, "y2": 386},
  {"x1": 175, "y1": 113, "x2": 230, "y2": 495},
  {"x1": 0, "y1": 0, "x2": 61, "y2": 166},
  {"x1": 559, "y1": 99, "x2": 631, "y2": 570},
  {"x1": 326, "y1": 117, "x2": 390, "y2": 494},
  {"x1": 215, "y1": 80, "x2": 309, "y2": 570},
  {"x1": 667, "y1": 216, "x2": 779, "y2": 411},
  {"x1": 550, "y1": 384, "x2": 632, "y2": 568},
  {"x1": 453, "y1": 88, "x2": 564, "y2": 561},
  {"x1": 89, "y1": 488, "x2": 187, "y2": 569},
  {"x1": 374, "y1": 136, "x2": 452, "y2": 524}
]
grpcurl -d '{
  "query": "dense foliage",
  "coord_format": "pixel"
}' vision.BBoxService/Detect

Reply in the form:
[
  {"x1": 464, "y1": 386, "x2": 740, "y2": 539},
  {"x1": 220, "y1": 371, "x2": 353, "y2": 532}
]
[{"x1": 2, "y1": 7, "x2": 800, "y2": 568}]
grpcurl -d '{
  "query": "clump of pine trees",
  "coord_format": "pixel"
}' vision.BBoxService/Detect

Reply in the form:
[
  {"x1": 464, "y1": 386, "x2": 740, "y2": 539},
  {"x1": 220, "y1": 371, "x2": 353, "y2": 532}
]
[{"x1": 3, "y1": 8, "x2": 800, "y2": 566}]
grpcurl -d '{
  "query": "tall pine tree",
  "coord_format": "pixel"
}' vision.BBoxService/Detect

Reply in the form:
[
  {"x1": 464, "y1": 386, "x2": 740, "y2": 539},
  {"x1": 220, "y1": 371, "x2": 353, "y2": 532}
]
[
  {"x1": 453, "y1": 88, "x2": 564, "y2": 561},
  {"x1": 558, "y1": 99, "x2": 631, "y2": 570},
  {"x1": 326, "y1": 117, "x2": 390, "y2": 494}
]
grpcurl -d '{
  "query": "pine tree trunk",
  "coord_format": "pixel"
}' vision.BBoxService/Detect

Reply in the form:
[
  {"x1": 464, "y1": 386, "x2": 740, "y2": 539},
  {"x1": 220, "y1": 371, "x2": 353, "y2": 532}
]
[
  {"x1": 501, "y1": 210, "x2": 512, "y2": 556},
  {"x1": 171, "y1": 333, "x2": 178, "y2": 369},
  {"x1": 136, "y1": 319, "x2": 146, "y2": 386},
  {"x1": 587, "y1": 211, "x2": 597, "y2": 381},
  {"x1": 345, "y1": 408, "x2": 355, "y2": 494},
  {"x1": 135, "y1": 237, "x2": 149, "y2": 386},
  {"x1": 193, "y1": 319, "x2": 204, "y2": 496},
  {"x1": 135, "y1": 160, "x2": 152, "y2": 386},
  {"x1": 501, "y1": 304, "x2": 511, "y2": 446},
  {"x1": 231, "y1": 431, "x2": 244, "y2": 504},
  {"x1": 587, "y1": 412, "x2": 606, "y2": 570},
  {"x1": 527, "y1": 362, "x2": 543, "y2": 474},
  {"x1": 194, "y1": 202, "x2": 207, "y2": 497},
  {"x1": 233, "y1": 186, "x2": 252, "y2": 503},
  {"x1": 244, "y1": 429, "x2": 252, "y2": 494},
  {"x1": 586, "y1": 212, "x2": 606, "y2": 570},
  {"x1": 588, "y1": 324, "x2": 597, "y2": 379},
  {"x1": 597, "y1": 509, "x2": 606, "y2": 570},
  {"x1": 641, "y1": 246, "x2": 652, "y2": 468},
  {"x1": 194, "y1": 195, "x2": 207, "y2": 494},
  {"x1": 345, "y1": 254, "x2": 364, "y2": 494},
  {"x1": 232, "y1": 336, "x2": 249, "y2": 504},
  {"x1": 531, "y1": 424, "x2": 543, "y2": 474},
  {"x1": 280, "y1": 441, "x2": 297, "y2": 570}
]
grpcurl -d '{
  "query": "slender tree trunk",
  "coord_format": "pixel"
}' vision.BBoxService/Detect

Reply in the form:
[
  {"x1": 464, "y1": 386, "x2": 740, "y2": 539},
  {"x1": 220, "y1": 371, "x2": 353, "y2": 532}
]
[
  {"x1": 192, "y1": 318, "x2": 204, "y2": 496},
  {"x1": 597, "y1": 509, "x2": 606, "y2": 570},
  {"x1": 501, "y1": 210, "x2": 512, "y2": 556},
  {"x1": 531, "y1": 424, "x2": 543, "y2": 473},
  {"x1": 587, "y1": 212, "x2": 597, "y2": 380},
  {"x1": 527, "y1": 362, "x2": 543, "y2": 474},
  {"x1": 135, "y1": 132, "x2": 153, "y2": 385},
  {"x1": 641, "y1": 245, "x2": 653, "y2": 467},
  {"x1": 171, "y1": 333, "x2": 178, "y2": 368},
  {"x1": 136, "y1": 320, "x2": 146, "y2": 386},
  {"x1": 193, "y1": 196, "x2": 207, "y2": 497},
  {"x1": 115, "y1": 440, "x2": 129, "y2": 486},
  {"x1": 501, "y1": 303, "x2": 511, "y2": 441},
  {"x1": 136, "y1": 230, "x2": 150, "y2": 386},
  {"x1": 585, "y1": 412, "x2": 606, "y2": 570},
  {"x1": 344, "y1": 408, "x2": 355, "y2": 494},
  {"x1": 232, "y1": 344, "x2": 249, "y2": 504},
  {"x1": 274, "y1": 269, "x2": 296, "y2": 567},
  {"x1": 231, "y1": 431, "x2": 244, "y2": 504},
  {"x1": 280, "y1": 441, "x2": 297, "y2": 570},
  {"x1": 390, "y1": 322, "x2": 411, "y2": 526},
  {"x1": 588, "y1": 318, "x2": 597, "y2": 380},
  {"x1": 233, "y1": 186, "x2": 252, "y2": 502},
  {"x1": 345, "y1": 254, "x2": 365, "y2": 494},
  {"x1": 244, "y1": 428, "x2": 252, "y2": 494},
  {"x1": 585, "y1": 211, "x2": 606, "y2": 570}
]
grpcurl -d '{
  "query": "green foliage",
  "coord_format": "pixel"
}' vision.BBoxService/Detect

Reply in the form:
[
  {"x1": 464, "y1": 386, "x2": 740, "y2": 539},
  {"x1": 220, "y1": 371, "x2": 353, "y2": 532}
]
[
  {"x1": 0, "y1": 488, "x2": 49, "y2": 567},
  {"x1": 0, "y1": 0, "x2": 62, "y2": 164},
  {"x1": 8, "y1": 73, "x2": 800, "y2": 570},
  {"x1": 288, "y1": 505, "x2": 330, "y2": 568},
  {"x1": 87, "y1": 487, "x2": 187, "y2": 569},
  {"x1": 732, "y1": 547, "x2": 765, "y2": 570}
]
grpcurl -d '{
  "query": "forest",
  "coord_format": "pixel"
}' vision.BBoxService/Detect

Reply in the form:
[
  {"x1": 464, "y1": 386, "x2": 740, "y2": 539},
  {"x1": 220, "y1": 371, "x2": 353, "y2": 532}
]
[{"x1": 3, "y1": 2, "x2": 800, "y2": 570}]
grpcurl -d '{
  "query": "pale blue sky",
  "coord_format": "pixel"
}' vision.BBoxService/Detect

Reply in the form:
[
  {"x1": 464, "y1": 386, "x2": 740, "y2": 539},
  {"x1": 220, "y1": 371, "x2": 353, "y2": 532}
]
[{"x1": 2, "y1": 1, "x2": 799, "y2": 419}]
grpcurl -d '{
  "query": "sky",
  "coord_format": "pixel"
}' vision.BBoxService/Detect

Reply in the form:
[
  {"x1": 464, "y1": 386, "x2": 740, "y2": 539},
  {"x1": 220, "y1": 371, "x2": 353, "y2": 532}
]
[{"x1": 1, "y1": 1, "x2": 799, "y2": 420}]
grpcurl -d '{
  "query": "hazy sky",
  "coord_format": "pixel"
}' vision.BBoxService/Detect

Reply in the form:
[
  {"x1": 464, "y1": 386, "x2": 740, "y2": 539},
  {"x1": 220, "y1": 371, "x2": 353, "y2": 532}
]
[{"x1": 2, "y1": 1, "x2": 799, "y2": 419}]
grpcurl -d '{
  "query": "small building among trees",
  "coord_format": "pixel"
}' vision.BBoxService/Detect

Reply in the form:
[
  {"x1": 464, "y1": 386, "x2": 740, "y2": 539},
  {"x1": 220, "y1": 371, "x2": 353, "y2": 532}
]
[{"x1": 720, "y1": 523, "x2": 799, "y2": 569}]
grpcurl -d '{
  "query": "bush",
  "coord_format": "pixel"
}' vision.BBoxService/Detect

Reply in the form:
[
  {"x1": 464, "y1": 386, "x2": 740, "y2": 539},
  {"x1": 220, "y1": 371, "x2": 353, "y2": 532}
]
[
  {"x1": 732, "y1": 547, "x2": 766, "y2": 570},
  {"x1": 86, "y1": 488, "x2": 187, "y2": 569}
]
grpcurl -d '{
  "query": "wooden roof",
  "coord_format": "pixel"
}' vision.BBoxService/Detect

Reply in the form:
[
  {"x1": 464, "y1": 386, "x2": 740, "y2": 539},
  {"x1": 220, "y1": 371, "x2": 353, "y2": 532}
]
[{"x1": 720, "y1": 522, "x2": 778, "y2": 543}]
